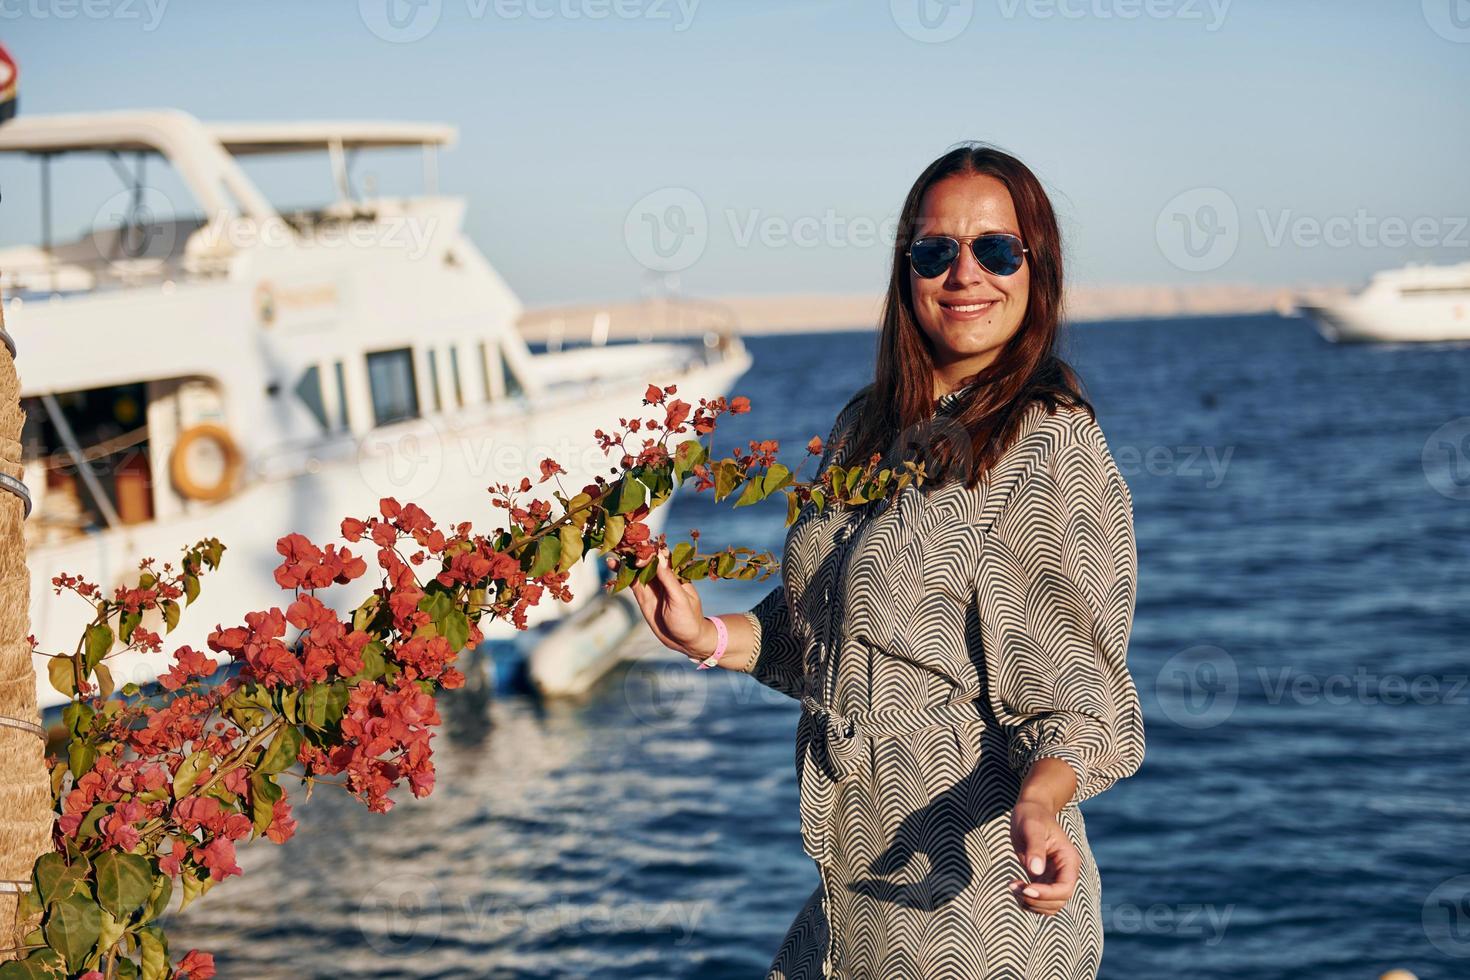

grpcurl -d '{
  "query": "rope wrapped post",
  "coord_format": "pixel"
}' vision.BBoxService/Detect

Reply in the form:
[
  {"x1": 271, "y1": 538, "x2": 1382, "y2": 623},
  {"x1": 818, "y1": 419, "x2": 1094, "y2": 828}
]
[{"x1": 0, "y1": 291, "x2": 53, "y2": 961}]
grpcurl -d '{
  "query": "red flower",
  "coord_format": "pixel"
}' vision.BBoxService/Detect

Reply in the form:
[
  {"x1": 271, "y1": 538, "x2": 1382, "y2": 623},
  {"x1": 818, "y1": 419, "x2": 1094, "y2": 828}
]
[
  {"x1": 197, "y1": 837, "x2": 242, "y2": 881},
  {"x1": 177, "y1": 950, "x2": 216, "y2": 979}
]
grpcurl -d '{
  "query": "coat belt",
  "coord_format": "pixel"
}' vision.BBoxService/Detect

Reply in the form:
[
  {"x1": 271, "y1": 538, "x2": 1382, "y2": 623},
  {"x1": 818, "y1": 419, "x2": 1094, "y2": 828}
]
[{"x1": 795, "y1": 694, "x2": 987, "y2": 865}]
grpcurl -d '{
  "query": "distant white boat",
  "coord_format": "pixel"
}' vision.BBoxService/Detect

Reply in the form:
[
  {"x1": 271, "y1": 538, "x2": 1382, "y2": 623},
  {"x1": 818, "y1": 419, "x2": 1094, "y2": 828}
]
[
  {"x1": 0, "y1": 110, "x2": 751, "y2": 709},
  {"x1": 1297, "y1": 261, "x2": 1470, "y2": 343}
]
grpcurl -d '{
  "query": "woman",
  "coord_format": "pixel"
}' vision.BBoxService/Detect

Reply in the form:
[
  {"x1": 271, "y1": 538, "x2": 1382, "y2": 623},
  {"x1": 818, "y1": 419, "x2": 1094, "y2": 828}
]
[{"x1": 626, "y1": 144, "x2": 1144, "y2": 979}]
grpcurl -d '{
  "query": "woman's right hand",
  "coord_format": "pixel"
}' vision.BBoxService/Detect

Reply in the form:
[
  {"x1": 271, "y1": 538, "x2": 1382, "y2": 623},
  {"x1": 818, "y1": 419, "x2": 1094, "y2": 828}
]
[{"x1": 616, "y1": 544, "x2": 717, "y2": 663}]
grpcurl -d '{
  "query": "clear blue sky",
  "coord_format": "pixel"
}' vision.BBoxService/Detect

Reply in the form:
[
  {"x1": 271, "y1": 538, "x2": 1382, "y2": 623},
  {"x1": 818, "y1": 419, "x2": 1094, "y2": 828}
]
[{"x1": 1, "y1": 0, "x2": 1467, "y2": 305}]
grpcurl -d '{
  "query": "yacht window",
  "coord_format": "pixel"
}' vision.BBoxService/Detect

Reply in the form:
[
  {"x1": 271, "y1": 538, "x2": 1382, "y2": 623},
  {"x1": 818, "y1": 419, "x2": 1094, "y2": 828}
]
[
  {"x1": 294, "y1": 365, "x2": 329, "y2": 431},
  {"x1": 427, "y1": 348, "x2": 443, "y2": 412},
  {"x1": 479, "y1": 340, "x2": 493, "y2": 400},
  {"x1": 366, "y1": 348, "x2": 420, "y2": 426},
  {"x1": 449, "y1": 346, "x2": 465, "y2": 407},
  {"x1": 502, "y1": 344, "x2": 524, "y2": 399},
  {"x1": 333, "y1": 361, "x2": 350, "y2": 431}
]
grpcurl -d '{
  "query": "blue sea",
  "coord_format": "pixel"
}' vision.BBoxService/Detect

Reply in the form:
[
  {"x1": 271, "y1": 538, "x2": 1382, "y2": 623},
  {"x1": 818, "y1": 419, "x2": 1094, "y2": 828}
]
[{"x1": 168, "y1": 315, "x2": 1470, "y2": 979}]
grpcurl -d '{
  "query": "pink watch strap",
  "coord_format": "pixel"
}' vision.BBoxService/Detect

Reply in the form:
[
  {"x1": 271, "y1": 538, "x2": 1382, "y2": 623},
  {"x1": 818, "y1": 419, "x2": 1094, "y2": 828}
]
[{"x1": 696, "y1": 614, "x2": 728, "y2": 669}]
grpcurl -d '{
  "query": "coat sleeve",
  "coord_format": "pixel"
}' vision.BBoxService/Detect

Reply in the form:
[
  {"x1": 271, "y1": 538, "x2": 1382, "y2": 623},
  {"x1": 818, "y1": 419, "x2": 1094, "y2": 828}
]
[
  {"x1": 737, "y1": 388, "x2": 869, "y2": 699},
  {"x1": 974, "y1": 415, "x2": 1144, "y2": 804},
  {"x1": 738, "y1": 585, "x2": 805, "y2": 699}
]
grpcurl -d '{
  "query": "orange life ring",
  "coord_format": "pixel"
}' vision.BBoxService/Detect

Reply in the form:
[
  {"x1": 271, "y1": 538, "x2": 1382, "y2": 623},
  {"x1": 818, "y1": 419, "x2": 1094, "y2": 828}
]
[{"x1": 170, "y1": 424, "x2": 242, "y2": 502}]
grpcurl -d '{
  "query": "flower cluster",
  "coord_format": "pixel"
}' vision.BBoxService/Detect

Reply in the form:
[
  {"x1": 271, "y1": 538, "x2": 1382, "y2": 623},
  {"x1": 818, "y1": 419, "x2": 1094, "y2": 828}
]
[{"x1": 12, "y1": 384, "x2": 902, "y2": 979}]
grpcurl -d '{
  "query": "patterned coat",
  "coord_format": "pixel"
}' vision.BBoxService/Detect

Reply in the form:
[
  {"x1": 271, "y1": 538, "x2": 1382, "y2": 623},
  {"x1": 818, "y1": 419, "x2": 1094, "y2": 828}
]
[{"x1": 740, "y1": 383, "x2": 1144, "y2": 980}]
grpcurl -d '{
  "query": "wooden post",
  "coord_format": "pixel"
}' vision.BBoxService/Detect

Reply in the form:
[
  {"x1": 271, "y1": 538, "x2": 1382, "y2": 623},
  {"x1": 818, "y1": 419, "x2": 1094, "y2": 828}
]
[{"x1": 0, "y1": 293, "x2": 53, "y2": 960}]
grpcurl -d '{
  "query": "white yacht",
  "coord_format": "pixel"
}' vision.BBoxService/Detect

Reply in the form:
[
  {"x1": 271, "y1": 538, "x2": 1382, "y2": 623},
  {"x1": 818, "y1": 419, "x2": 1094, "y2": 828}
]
[
  {"x1": 1297, "y1": 261, "x2": 1470, "y2": 343},
  {"x1": 0, "y1": 110, "x2": 751, "y2": 710}
]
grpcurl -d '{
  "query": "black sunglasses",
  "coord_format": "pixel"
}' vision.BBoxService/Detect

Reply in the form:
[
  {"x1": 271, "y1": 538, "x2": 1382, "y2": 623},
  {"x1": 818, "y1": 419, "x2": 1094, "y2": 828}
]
[{"x1": 906, "y1": 234, "x2": 1029, "y2": 278}]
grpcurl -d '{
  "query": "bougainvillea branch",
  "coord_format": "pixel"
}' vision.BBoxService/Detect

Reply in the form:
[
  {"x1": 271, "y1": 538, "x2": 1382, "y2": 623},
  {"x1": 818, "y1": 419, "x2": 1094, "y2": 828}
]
[{"x1": 3, "y1": 385, "x2": 931, "y2": 980}]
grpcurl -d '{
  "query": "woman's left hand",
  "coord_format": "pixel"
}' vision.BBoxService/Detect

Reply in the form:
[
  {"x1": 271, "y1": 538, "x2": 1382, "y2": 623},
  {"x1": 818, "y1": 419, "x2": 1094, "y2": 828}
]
[{"x1": 1008, "y1": 801, "x2": 1080, "y2": 916}]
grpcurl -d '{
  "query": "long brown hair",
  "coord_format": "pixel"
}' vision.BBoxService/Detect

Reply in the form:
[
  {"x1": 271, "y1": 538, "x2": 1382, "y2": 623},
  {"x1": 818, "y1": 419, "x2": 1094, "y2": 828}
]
[{"x1": 837, "y1": 142, "x2": 1092, "y2": 491}]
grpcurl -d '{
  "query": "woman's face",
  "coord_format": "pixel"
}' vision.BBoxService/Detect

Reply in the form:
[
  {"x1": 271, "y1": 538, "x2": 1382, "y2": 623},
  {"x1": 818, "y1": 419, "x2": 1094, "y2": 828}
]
[{"x1": 908, "y1": 173, "x2": 1030, "y2": 386}]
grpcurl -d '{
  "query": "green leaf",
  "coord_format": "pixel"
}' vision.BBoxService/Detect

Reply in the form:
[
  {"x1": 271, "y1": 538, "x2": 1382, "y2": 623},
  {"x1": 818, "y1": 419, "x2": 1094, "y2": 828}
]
[
  {"x1": 161, "y1": 599, "x2": 181, "y2": 634},
  {"x1": 62, "y1": 702, "x2": 94, "y2": 738},
  {"x1": 46, "y1": 656, "x2": 76, "y2": 698},
  {"x1": 600, "y1": 515, "x2": 625, "y2": 553},
  {"x1": 323, "y1": 681, "x2": 350, "y2": 727},
  {"x1": 672, "y1": 438, "x2": 707, "y2": 483},
  {"x1": 67, "y1": 740, "x2": 97, "y2": 780},
  {"x1": 350, "y1": 641, "x2": 388, "y2": 684},
  {"x1": 94, "y1": 663, "x2": 114, "y2": 700},
  {"x1": 352, "y1": 595, "x2": 380, "y2": 632},
  {"x1": 258, "y1": 725, "x2": 302, "y2": 775},
  {"x1": 733, "y1": 476, "x2": 764, "y2": 508},
  {"x1": 32, "y1": 853, "x2": 87, "y2": 907},
  {"x1": 557, "y1": 524, "x2": 584, "y2": 573},
  {"x1": 96, "y1": 907, "x2": 126, "y2": 965},
  {"x1": 670, "y1": 541, "x2": 693, "y2": 569},
  {"x1": 301, "y1": 683, "x2": 330, "y2": 731},
  {"x1": 250, "y1": 772, "x2": 284, "y2": 835},
  {"x1": 173, "y1": 750, "x2": 213, "y2": 799},
  {"x1": 183, "y1": 572, "x2": 200, "y2": 607},
  {"x1": 138, "y1": 924, "x2": 168, "y2": 980},
  {"x1": 527, "y1": 536, "x2": 561, "y2": 578},
  {"x1": 76, "y1": 802, "x2": 108, "y2": 841},
  {"x1": 762, "y1": 463, "x2": 793, "y2": 496},
  {"x1": 83, "y1": 624, "x2": 113, "y2": 673},
  {"x1": 43, "y1": 893, "x2": 102, "y2": 972},
  {"x1": 441, "y1": 608, "x2": 471, "y2": 652},
  {"x1": 713, "y1": 460, "x2": 740, "y2": 501},
  {"x1": 142, "y1": 872, "x2": 173, "y2": 923},
  {"x1": 118, "y1": 611, "x2": 142, "y2": 646},
  {"x1": 0, "y1": 949, "x2": 66, "y2": 979},
  {"x1": 613, "y1": 473, "x2": 646, "y2": 515},
  {"x1": 94, "y1": 851, "x2": 154, "y2": 919}
]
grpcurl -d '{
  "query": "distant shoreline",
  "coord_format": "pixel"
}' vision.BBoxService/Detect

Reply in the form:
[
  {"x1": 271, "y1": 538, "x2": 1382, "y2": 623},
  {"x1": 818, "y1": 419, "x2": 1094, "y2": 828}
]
[{"x1": 517, "y1": 283, "x2": 1350, "y2": 342}]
